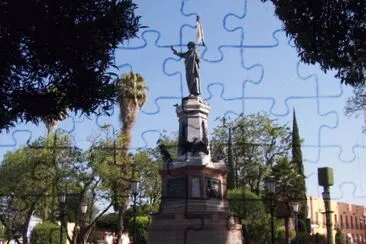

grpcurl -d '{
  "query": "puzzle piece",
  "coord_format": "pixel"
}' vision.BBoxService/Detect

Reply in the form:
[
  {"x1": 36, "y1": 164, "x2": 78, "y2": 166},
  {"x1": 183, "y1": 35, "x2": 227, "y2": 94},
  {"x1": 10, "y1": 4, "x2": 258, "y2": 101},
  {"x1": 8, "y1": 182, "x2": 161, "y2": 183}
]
[
  {"x1": 1, "y1": 0, "x2": 366, "y2": 243},
  {"x1": 115, "y1": 31, "x2": 184, "y2": 114}
]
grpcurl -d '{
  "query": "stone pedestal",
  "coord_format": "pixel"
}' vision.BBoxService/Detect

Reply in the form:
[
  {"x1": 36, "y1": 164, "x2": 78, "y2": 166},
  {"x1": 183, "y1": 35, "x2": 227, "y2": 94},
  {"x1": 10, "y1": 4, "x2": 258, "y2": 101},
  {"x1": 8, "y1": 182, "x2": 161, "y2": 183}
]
[
  {"x1": 148, "y1": 97, "x2": 242, "y2": 244},
  {"x1": 175, "y1": 96, "x2": 210, "y2": 164}
]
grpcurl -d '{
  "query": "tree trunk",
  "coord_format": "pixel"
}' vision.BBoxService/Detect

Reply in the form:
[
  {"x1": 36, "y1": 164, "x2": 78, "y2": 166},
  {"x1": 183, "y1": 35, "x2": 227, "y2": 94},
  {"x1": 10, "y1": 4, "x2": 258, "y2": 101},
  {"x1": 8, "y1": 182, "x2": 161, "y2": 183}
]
[
  {"x1": 42, "y1": 199, "x2": 49, "y2": 221},
  {"x1": 21, "y1": 226, "x2": 29, "y2": 244},
  {"x1": 71, "y1": 228, "x2": 78, "y2": 244},
  {"x1": 116, "y1": 207, "x2": 125, "y2": 244},
  {"x1": 284, "y1": 217, "x2": 290, "y2": 244}
]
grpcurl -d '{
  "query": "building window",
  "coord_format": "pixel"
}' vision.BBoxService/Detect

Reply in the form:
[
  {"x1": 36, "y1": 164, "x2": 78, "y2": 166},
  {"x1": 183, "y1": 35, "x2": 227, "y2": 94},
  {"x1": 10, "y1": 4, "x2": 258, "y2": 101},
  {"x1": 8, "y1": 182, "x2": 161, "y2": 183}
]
[
  {"x1": 351, "y1": 215, "x2": 353, "y2": 228},
  {"x1": 355, "y1": 216, "x2": 358, "y2": 229},
  {"x1": 334, "y1": 214, "x2": 337, "y2": 226},
  {"x1": 340, "y1": 215, "x2": 343, "y2": 227},
  {"x1": 346, "y1": 215, "x2": 349, "y2": 228}
]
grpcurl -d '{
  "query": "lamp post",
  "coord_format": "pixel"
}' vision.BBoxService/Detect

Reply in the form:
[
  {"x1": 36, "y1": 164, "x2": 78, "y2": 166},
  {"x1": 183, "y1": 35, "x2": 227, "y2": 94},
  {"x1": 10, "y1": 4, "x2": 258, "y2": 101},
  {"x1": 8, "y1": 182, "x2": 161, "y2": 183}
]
[
  {"x1": 292, "y1": 202, "x2": 300, "y2": 244},
  {"x1": 265, "y1": 178, "x2": 276, "y2": 244},
  {"x1": 222, "y1": 118, "x2": 238, "y2": 190},
  {"x1": 80, "y1": 202, "x2": 88, "y2": 244},
  {"x1": 318, "y1": 167, "x2": 334, "y2": 244},
  {"x1": 322, "y1": 191, "x2": 333, "y2": 244},
  {"x1": 131, "y1": 179, "x2": 140, "y2": 244},
  {"x1": 148, "y1": 210, "x2": 153, "y2": 224},
  {"x1": 58, "y1": 192, "x2": 66, "y2": 244}
]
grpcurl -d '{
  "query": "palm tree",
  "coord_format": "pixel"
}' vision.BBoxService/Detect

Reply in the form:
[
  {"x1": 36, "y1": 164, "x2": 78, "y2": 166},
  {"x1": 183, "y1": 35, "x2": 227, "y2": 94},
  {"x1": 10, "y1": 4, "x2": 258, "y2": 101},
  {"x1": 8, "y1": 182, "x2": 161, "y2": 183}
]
[
  {"x1": 118, "y1": 72, "x2": 148, "y2": 156},
  {"x1": 44, "y1": 118, "x2": 59, "y2": 136},
  {"x1": 116, "y1": 72, "x2": 147, "y2": 243}
]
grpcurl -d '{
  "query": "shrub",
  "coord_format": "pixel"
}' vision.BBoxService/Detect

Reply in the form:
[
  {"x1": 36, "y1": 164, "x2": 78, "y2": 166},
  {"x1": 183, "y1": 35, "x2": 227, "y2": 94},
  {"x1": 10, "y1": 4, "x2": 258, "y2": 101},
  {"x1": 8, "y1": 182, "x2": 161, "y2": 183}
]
[
  {"x1": 30, "y1": 222, "x2": 65, "y2": 244},
  {"x1": 127, "y1": 216, "x2": 150, "y2": 244}
]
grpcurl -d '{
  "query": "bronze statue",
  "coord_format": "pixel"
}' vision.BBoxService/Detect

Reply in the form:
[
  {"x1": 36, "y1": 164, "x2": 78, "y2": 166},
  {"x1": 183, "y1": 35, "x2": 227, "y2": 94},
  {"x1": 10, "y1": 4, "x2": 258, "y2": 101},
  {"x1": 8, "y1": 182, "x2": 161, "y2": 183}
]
[{"x1": 171, "y1": 42, "x2": 201, "y2": 96}]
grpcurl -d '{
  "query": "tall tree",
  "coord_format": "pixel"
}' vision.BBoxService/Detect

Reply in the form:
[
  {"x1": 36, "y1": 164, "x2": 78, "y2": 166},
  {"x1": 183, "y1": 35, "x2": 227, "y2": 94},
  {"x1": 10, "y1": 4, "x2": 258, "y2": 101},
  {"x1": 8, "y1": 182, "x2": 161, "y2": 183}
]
[
  {"x1": 118, "y1": 72, "x2": 148, "y2": 158},
  {"x1": 132, "y1": 150, "x2": 162, "y2": 208},
  {"x1": 270, "y1": 157, "x2": 305, "y2": 244},
  {"x1": 0, "y1": 132, "x2": 116, "y2": 244},
  {"x1": 116, "y1": 72, "x2": 147, "y2": 243},
  {"x1": 0, "y1": 0, "x2": 141, "y2": 131},
  {"x1": 0, "y1": 133, "x2": 78, "y2": 244},
  {"x1": 262, "y1": 0, "x2": 365, "y2": 86},
  {"x1": 211, "y1": 113, "x2": 291, "y2": 194},
  {"x1": 291, "y1": 109, "x2": 308, "y2": 233},
  {"x1": 227, "y1": 187, "x2": 272, "y2": 243},
  {"x1": 344, "y1": 85, "x2": 366, "y2": 132}
]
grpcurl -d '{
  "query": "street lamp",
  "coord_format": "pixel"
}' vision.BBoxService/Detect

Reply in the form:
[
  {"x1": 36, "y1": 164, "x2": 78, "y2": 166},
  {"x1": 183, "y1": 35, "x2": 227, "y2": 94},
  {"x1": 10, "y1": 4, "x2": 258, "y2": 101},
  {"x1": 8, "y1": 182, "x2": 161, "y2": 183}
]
[
  {"x1": 58, "y1": 192, "x2": 66, "y2": 244},
  {"x1": 322, "y1": 191, "x2": 333, "y2": 244},
  {"x1": 265, "y1": 178, "x2": 276, "y2": 244},
  {"x1": 79, "y1": 202, "x2": 88, "y2": 244},
  {"x1": 130, "y1": 179, "x2": 140, "y2": 244},
  {"x1": 80, "y1": 202, "x2": 88, "y2": 221},
  {"x1": 292, "y1": 202, "x2": 300, "y2": 244},
  {"x1": 222, "y1": 118, "x2": 238, "y2": 190},
  {"x1": 148, "y1": 210, "x2": 153, "y2": 225}
]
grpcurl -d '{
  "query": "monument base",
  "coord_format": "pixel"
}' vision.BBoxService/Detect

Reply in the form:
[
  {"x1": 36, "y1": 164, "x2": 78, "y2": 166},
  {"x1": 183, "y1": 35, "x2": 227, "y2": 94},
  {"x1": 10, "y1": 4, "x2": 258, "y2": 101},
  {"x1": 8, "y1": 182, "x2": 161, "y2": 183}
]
[
  {"x1": 148, "y1": 96, "x2": 242, "y2": 243},
  {"x1": 147, "y1": 164, "x2": 243, "y2": 244},
  {"x1": 148, "y1": 209, "x2": 242, "y2": 244}
]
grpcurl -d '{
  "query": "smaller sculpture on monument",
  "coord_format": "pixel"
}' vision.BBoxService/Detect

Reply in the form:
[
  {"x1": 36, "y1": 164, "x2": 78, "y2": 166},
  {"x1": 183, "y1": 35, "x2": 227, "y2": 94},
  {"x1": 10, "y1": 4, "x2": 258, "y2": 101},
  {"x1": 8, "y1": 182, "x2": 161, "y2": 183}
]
[
  {"x1": 206, "y1": 178, "x2": 219, "y2": 199},
  {"x1": 157, "y1": 139, "x2": 173, "y2": 163},
  {"x1": 182, "y1": 137, "x2": 209, "y2": 156},
  {"x1": 171, "y1": 42, "x2": 201, "y2": 96}
]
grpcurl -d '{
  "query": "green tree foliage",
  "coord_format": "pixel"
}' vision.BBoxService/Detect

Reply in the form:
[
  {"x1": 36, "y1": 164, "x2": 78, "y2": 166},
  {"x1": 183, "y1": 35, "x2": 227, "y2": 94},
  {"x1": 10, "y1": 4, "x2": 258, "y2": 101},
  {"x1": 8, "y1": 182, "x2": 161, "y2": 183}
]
[
  {"x1": 0, "y1": 132, "x2": 78, "y2": 243},
  {"x1": 117, "y1": 72, "x2": 147, "y2": 241},
  {"x1": 262, "y1": 0, "x2": 365, "y2": 86},
  {"x1": 0, "y1": 131, "x2": 116, "y2": 243},
  {"x1": 118, "y1": 72, "x2": 148, "y2": 155},
  {"x1": 30, "y1": 222, "x2": 63, "y2": 244},
  {"x1": 126, "y1": 216, "x2": 150, "y2": 244},
  {"x1": 227, "y1": 187, "x2": 266, "y2": 221},
  {"x1": 279, "y1": 226, "x2": 295, "y2": 243},
  {"x1": 95, "y1": 213, "x2": 119, "y2": 232},
  {"x1": 91, "y1": 128, "x2": 162, "y2": 242},
  {"x1": 335, "y1": 228, "x2": 344, "y2": 244},
  {"x1": 89, "y1": 129, "x2": 128, "y2": 211},
  {"x1": 291, "y1": 110, "x2": 308, "y2": 232},
  {"x1": 0, "y1": 0, "x2": 141, "y2": 131},
  {"x1": 227, "y1": 187, "x2": 272, "y2": 243},
  {"x1": 0, "y1": 223, "x2": 5, "y2": 241},
  {"x1": 96, "y1": 205, "x2": 153, "y2": 244},
  {"x1": 211, "y1": 113, "x2": 291, "y2": 194},
  {"x1": 270, "y1": 156, "x2": 305, "y2": 244},
  {"x1": 132, "y1": 150, "x2": 162, "y2": 208},
  {"x1": 270, "y1": 157, "x2": 304, "y2": 203},
  {"x1": 309, "y1": 233, "x2": 327, "y2": 243},
  {"x1": 344, "y1": 85, "x2": 366, "y2": 131}
]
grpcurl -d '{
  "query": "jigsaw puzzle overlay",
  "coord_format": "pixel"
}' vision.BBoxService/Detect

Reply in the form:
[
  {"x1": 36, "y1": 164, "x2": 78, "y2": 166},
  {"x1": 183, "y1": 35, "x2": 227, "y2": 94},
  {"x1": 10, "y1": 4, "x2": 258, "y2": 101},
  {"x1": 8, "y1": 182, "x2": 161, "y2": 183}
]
[{"x1": 0, "y1": 0, "x2": 365, "y2": 242}]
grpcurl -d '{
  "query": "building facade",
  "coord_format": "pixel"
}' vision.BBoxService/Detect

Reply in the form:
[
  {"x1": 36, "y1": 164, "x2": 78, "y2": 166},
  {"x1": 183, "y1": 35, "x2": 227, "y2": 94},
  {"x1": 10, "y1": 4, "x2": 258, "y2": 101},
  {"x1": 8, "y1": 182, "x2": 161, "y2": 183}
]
[{"x1": 307, "y1": 196, "x2": 366, "y2": 243}]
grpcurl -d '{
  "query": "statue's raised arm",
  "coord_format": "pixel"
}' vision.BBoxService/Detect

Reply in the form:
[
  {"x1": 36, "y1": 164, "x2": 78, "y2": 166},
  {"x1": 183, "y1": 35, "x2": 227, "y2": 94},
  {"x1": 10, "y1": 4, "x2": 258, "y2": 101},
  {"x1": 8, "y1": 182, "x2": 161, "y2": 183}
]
[{"x1": 171, "y1": 42, "x2": 201, "y2": 97}]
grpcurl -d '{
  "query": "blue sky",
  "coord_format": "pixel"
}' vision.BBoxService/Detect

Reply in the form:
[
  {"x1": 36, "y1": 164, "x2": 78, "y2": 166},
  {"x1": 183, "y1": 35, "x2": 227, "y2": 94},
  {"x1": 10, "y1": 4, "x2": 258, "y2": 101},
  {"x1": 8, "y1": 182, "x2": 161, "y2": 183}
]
[{"x1": 0, "y1": 0, "x2": 365, "y2": 206}]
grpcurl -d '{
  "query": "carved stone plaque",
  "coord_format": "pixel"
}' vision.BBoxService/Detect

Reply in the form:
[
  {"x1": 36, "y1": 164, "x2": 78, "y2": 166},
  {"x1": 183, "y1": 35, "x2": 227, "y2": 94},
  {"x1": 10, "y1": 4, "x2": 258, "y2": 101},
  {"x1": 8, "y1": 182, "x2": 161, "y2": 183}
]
[
  {"x1": 191, "y1": 176, "x2": 201, "y2": 198},
  {"x1": 205, "y1": 177, "x2": 220, "y2": 199},
  {"x1": 167, "y1": 176, "x2": 186, "y2": 199}
]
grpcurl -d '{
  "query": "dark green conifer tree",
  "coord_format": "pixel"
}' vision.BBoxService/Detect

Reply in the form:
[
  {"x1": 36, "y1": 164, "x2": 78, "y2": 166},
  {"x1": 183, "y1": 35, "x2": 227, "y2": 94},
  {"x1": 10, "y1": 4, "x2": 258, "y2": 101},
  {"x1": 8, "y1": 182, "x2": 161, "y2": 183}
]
[{"x1": 291, "y1": 109, "x2": 308, "y2": 233}]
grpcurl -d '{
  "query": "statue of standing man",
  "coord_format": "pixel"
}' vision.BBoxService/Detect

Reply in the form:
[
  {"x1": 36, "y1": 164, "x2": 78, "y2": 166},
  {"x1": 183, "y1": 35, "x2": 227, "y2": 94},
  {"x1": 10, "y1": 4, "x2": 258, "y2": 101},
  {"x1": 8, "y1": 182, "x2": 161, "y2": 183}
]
[{"x1": 171, "y1": 42, "x2": 201, "y2": 97}]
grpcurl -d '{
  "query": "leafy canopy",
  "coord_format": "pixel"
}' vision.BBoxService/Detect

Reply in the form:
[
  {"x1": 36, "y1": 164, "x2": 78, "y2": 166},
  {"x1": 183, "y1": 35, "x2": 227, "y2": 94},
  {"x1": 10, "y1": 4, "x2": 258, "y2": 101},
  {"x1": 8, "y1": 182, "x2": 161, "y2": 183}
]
[
  {"x1": 262, "y1": 0, "x2": 365, "y2": 86},
  {"x1": 0, "y1": 0, "x2": 141, "y2": 131},
  {"x1": 344, "y1": 85, "x2": 366, "y2": 131},
  {"x1": 210, "y1": 113, "x2": 291, "y2": 194}
]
